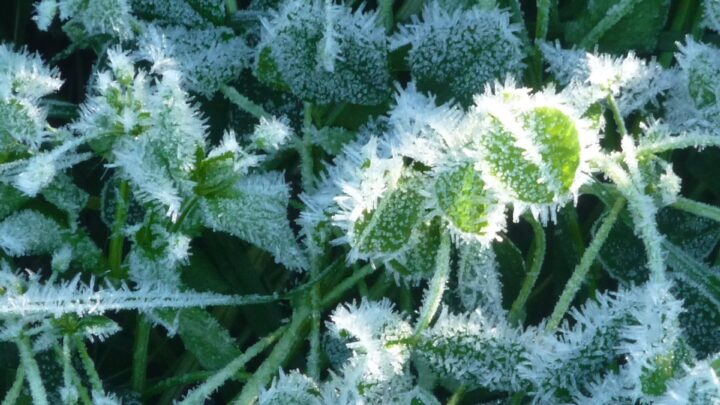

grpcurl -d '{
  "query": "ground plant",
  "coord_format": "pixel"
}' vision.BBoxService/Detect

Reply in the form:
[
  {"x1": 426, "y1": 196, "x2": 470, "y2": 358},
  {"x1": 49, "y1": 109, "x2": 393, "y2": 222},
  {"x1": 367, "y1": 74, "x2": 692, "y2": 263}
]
[{"x1": 2, "y1": 0, "x2": 720, "y2": 403}]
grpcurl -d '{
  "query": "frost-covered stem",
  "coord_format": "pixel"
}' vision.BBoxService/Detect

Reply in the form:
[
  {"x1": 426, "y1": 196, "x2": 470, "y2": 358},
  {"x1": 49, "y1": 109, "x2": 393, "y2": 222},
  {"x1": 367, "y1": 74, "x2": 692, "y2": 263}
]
[
  {"x1": 16, "y1": 335, "x2": 48, "y2": 405},
  {"x1": 61, "y1": 336, "x2": 77, "y2": 405},
  {"x1": 52, "y1": 344, "x2": 93, "y2": 405},
  {"x1": 535, "y1": 0, "x2": 550, "y2": 42},
  {"x1": 131, "y1": 315, "x2": 151, "y2": 393},
  {"x1": 607, "y1": 94, "x2": 627, "y2": 137},
  {"x1": 73, "y1": 336, "x2": 103, "y2": 396},
  {"x1": 579, "y1": 0, "x2": 640, "y2": 49},
  {"x1": 219, "y1": 84, "x2": 270, "y2": 120},
  {"x1": 414, "y1": 231, "x2": 451, "y2": 335},
  {"x1": 446, "y1": 385, "x2": 467, "y2": 405},
  {"x1": 508, "y1": 214, "x2": 546, "y2": 326},
  {"x1": 177, "y1": 326, "x2": 286, "y2": 405},
  {"x1": 232, "y1": 304, "x2": 311, "y2": 405},
  {"x1": 672, "y1": 197, "x2": 720, "y2": 223},
  {"x1": 108, "y1": 179, "x2": 129, "y2": 279},
  {"x1": 1, "y1": 366, "x2": 25, "y2": 405},
  {"x1": 594, "y1": 156, "x2": 666, "y2": 279},
  {"x1": 320, "y1": 264, "x2": 375, "y2": 308},
  {"x1": 545, "y1": 197, "x2": 626, "y2": 332},
  {"x1": 299, "y1": 104, "x2": 315, "y2": 190},
  {"x1": 379, "y1": 0, "x2": 394, "y2": 33},
  {"x1": 170, "y1": 195, "x2": 199, "y2": 233},
  {"x1": 637, "y1": 133, "x2": 720, "y2": 156},
  {"x1": 225, "y1": 0, "x2": 238, "y2": 13}
]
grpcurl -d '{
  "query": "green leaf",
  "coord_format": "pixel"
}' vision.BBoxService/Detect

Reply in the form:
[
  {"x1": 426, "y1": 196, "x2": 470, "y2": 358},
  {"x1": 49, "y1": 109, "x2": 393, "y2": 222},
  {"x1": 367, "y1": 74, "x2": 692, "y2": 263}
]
[
  {"x1": 483, "y1": 107, "x2": 580, "y2": 204},
  {"x1": 390, "y1": 216, "x2": 443, "y2": 279},
  {"x1": 434, "y1": 163, "x2": 496, "y2": 237},
  {"x1": 159, "y1": 308, "x2": 243, "y2": 371},
  {"x1": 353, "y1": 171, "x2": 426, "y2": 259},
  {"x1": 200, "y1": 172, "x2": 308, "y2": 271},
  {"x1": 492, "y1": 238, "x2": 526, "y2": 310},
  {"x1": 0, "y1": 183, "x2": 27, "y2": 221}
]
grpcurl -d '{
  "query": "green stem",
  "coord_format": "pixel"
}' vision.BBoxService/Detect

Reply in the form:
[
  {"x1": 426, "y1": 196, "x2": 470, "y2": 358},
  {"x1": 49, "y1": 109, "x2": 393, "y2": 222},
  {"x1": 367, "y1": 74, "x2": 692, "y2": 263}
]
[
  {"x1": 73, "y1": 336, "x2": 104, "y2": 395},
  {"x1": 578, "y1": 0, "x2": 641, "y2": 49},
  {"x1": 379, "y1": 0, "x2": 394, "y2": 33},
  {"x1": 659, "y1": 0, "x2": 694, "y2": 67},
  {"x1": 219, "y1": 84, "x2": 270, "y2": 120},
  {"x1": 170, "y1": 195, "x2": 199, "y2": 233},
  {"x1": 16, "y1": 335, "x2": 48, "y2": 405},
  {"x1": 131, "y1": 315, "x2": 152, "y2": 394},
  {"x1": 414, "y1": 231, "x2": 451, "y2": 335},
  {"x1": 607, "y1": 94, "x2": 627, "y2": 137},
  {"x1": 1, "y1": 366, "x2": 24, "y2": 405},
  {"x1": 225, "y1": 0, "x2": 238, "y2": 14},
  {"x1": 146, "y1": 371, "x2": 249, "y2": 397},
  {"x1": 307, "y1": 258, "x2": 321, "y2": 381},
  {"x1": 177, "y1": 327, "x2": 286, "y2": 405},
  {"x1": 446, "y1": 385, "x2": 467, "y2": 405},
  {"x1": 53, "y1": 344, "x2": 93, "y2": 405},
  {"x1": 672, "y1": 197, "x2": 720, "y2": 223},
  {"x1": 108, "y1": 179, "x2": 129, "y2": 279},
  {"x1": 61, "y1": 337, "x2": 77, "y2": 405},
  {"x1": 508, "y1": 214, "x2": 546, "y2": 326},
  {"x1": 535, "y1": 0, "x2": 551, "y2": 42},
  {"x1": 232, "y1": 305, "x2": 311, "y2": 405},
  {"x1": 320, "y1": 264, "x2": 375, "y2": 308},
  {"x1": 545, "y1": 197, "x2": 626, "y2": 332},
  {"x1": 636, "y1": 133, "x2": 720, "y2": 157}
]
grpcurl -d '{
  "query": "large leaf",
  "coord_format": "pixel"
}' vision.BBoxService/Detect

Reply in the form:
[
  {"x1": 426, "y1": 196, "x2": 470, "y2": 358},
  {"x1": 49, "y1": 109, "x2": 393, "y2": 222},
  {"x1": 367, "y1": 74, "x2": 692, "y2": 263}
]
[{"x1": 200, "y1": 172, "x2": 308, "y2": 271}]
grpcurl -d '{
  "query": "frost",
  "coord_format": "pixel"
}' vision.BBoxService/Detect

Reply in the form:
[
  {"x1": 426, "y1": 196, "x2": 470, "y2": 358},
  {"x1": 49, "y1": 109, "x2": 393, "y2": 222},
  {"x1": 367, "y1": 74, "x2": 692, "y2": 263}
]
[
  {"x1": 393, "y1": 1, "x2": 524, "y2": 104},
  {"x1": 256, "y1": 0, "x2": 390, "y2": 105}
]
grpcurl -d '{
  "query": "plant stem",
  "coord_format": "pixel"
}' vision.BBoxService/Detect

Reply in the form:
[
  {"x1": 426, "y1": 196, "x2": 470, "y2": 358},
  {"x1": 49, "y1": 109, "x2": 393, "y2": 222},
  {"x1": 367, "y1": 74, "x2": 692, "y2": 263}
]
[
  {"x1": 607, "y1": 94, "x2": 627, "y2": 137},
  {"x1": 16, "y1": 335, "x2": 48, "y2": 405},
  {"x1": 53, "y1": 344, "x2": 93, "y2": 405},
  {"x1": 672, "y1": 197, "x2": 720, "y2": 223},
  {"x1": 446, "y1": 385, "x2": 467, "y2": 405},
  {"x1": 508, "y1": 214, "x2": 546, "y2": 326},
  {"x1": 225, "y1": 0, "x2": 238, "y2": 14},
  {"x1": 146, "y1": 371, "x2": 249, "y2": 397},
  {"x1": 108, "y1": 179, "x2": 129, "y2": 279},
  {"x1": 414, "y1": 231, "x2": 451, "y2": 335},
  {"x1": 170, "y1": 195, "x2": 199, "y2": 233},
  {"x1": 219, "y1": 84, "x2": 270, "y2": 120},
  {"x1": 131, "y1": 315, "x2": 152, "y2": 394},
  {"x1": 379, "y1": 0, "x2": 394, "y2": 33},
  {"x1": 545, "y1": 197, "x2": 626, "y2": 332},
  {"x1": 636, "y1": 133, "x2": 720, "y2": 156},
  {"x1": 535, "y1": 0, "x2": 551, "y2": 43},
  {"x1": 232, "y1": 305, "x2": 311, "y2": 405},
  {"x1": 579, "y1": 0, "x2": 640, "y2": 49},
  {"x1": 320, "y1": 264, "x2": 375, "y2": 308},
  {"x1": 73, "y1": 336, "x2": 104, "y2": 395},
  {"x1": 1, "y1": 366, "x2": 24, "y2": 405},
  {"x1": 177, "y1": 327, "x2": 286, "y2": 405}
]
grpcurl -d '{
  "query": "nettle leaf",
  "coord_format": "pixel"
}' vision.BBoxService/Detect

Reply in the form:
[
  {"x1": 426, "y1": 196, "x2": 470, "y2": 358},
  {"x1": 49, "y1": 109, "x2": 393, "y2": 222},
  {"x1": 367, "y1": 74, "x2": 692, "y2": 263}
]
[
  {"x1": 563, "y1": 0, "x2": 671, "y2": 53},
  {"x1": 597, "y1": 207, "x2": 720, "y2": 356},
  {"x1": 42, "y1": 174, "x2": 89, "y2": 227},
  {"x1": 157, "y1": 308, "x2": 243, "y2": 371},
  {"x1": 0, "y1": 183, "x2": 28, "y2": 220},
  {"x1": 351, "y1": 170, "x2": 426, "y2": 263},
  {"x1": 482, "y1": 106, "x2": 581, "y2": 205},
  {"x1": 131, "y1": 0, "x2": 225, "y2": 26},
  {"x1": 200, "y1": 172, "x2": 308, "y2": 271},
  {"x1": 255, "y1": 0, "x2": 390, "y2": 105},
  {"x1": 598, "y1": 207, "x2": 720, "y2": 283},
  {"x1": 390, "y1": 216, "x2": 443, "y2": 280},
  {"x1": 493, "y1": 238, "x2": 526, "y2": 309},
  {"x1": 434, "y1": 162, "x2": 499, "y2": 239},
  {"x1": 395, "y1": 3, "x2": 524, "y2": 105}
]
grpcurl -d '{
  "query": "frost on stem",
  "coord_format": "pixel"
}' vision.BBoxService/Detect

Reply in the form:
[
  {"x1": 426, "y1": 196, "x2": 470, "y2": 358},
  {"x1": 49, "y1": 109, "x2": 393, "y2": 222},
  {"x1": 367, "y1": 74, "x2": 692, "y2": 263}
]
[
  {"x1": 392, "y1": 1, "x2": 524, "y2": 105},
  {"x1": 539, "y1": 41, "x2": 676, "y2": 115},
  {"x1": 465, "y1": 79, "x2": 599, "y2": 223},
  {"x1": 255, "y1": 0, "x2": 390, "y2": 105},
  {"x1": 259, "y1": 300, "x2": 438, "y2": 404}
]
